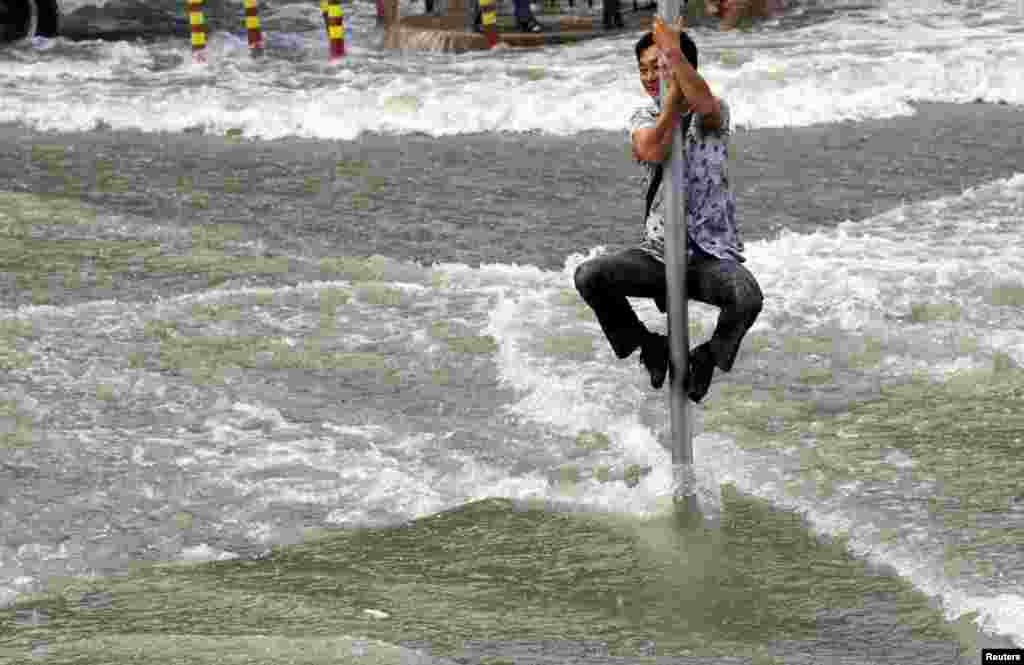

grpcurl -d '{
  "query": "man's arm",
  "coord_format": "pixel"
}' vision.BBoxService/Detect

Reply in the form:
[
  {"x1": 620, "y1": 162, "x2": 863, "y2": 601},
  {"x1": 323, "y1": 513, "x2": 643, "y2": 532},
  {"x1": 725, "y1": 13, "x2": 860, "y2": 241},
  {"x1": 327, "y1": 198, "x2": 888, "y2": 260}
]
[
  {"x1": 651, "y1": 19, "x2": 724, "y2": 131},
  {"x1": 631, "y1": 83, "x2": 685, "y2": 163},
  {"x1": 665, "y1": 58, "x2": 723, "y2": 131}
]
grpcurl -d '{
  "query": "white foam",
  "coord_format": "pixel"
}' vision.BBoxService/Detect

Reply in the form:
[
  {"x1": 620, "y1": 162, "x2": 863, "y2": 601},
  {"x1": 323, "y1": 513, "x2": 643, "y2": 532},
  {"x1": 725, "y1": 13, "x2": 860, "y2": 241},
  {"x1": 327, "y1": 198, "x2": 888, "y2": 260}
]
[
  {"x1": 469, "y1": 178, "x2": 1024, "y2": 645},
  {"x1": 485, "y1": 294, "x2": 1024, "y2": 643},
  {"x1": 0, "y1": 587, "x2": 18, "y2": 608},
  {"x1": 3, "y1": 176, "x2": 1022, "y2": 638},
  {"x1": 323, "y1": 422, "x2": 391, "y2": 438},
  {"x1": 716, "y1": 437, "x2": 1024, "y2": 647},
  {"x1": 746, "y1": 173, "x2": 1024, "y2": 365},
  {"x1": 5, "y1": 0, "x2": 1024, "y2": 139},
  {"x1": 180, "y1": 544, "x2": 239, "y2": 562}
]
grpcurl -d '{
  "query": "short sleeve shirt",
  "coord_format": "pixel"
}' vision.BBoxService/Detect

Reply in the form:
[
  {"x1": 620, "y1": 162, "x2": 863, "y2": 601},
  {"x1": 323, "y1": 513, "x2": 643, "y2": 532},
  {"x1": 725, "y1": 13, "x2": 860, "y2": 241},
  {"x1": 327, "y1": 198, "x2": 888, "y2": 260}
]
[{"x1": 628, "y1": 97, "x2": 744, "y2": 264}]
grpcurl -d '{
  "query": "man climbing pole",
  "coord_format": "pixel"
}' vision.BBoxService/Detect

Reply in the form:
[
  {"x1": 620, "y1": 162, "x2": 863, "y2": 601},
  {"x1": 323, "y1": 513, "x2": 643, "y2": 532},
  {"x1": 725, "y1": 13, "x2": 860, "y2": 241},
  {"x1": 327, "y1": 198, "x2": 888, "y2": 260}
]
[{"x1": 574, "y1": 18, "x2": 763, "y2": 404}]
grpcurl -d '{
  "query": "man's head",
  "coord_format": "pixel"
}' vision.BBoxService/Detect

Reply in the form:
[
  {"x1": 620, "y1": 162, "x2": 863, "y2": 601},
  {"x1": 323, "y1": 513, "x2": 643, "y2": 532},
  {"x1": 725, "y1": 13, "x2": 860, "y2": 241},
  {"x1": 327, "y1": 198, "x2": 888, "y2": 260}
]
[{"x1": 635, "y1": 30, "x2": 698, "y2": 100}]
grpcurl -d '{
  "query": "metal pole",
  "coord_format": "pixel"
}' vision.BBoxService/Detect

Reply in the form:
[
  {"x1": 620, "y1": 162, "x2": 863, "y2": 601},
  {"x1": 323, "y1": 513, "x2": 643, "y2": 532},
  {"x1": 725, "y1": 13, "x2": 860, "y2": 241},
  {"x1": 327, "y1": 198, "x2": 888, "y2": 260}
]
[{"x1": 658, "y1": 5, "x2": 698, "y2": 515}]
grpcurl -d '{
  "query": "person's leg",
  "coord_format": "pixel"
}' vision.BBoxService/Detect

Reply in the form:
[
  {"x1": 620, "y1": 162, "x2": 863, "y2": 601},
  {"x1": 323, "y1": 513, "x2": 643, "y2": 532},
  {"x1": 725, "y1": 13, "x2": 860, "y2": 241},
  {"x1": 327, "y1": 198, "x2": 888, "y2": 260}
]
[
  {"x1": 686, "y1": 253, "x2": 763, "y2": 373},
  {"x1": 513, "y1": 0, "x2": 531, "y2": 21},
  {"x1": 603, "y1": 0, "x2": 623, "y2": 29},
  {"x1": 574, "y1": 248, "x2": 667, "y2": 359},
  {"x1": 513, "y1": 0, "x2": 543, "y2": 30}
]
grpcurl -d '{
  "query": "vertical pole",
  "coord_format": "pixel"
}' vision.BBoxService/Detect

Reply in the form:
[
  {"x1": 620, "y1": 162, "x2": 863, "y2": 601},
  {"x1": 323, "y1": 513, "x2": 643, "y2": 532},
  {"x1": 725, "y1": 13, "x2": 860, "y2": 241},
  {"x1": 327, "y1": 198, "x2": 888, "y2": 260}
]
[
  {"x1": 325, "y1": 0, "x2": 345, "y2": 59},
  {"x1": 187, "y1": 0, "x2": 208, "y2": 63},
  {"x1": 243, "y1": 0, "x2": 264, "y2": 55},
  {"x1": 658, "y1": 7, "x2": 697, "y2": 514}
]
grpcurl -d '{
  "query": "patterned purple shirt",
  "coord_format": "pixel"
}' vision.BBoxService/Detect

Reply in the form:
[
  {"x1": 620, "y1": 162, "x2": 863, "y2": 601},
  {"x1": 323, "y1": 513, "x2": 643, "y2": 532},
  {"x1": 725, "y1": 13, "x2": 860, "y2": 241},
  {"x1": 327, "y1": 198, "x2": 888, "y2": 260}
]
[{"x1": 628, "y1": 97, "x2": 745, "y2": 263}]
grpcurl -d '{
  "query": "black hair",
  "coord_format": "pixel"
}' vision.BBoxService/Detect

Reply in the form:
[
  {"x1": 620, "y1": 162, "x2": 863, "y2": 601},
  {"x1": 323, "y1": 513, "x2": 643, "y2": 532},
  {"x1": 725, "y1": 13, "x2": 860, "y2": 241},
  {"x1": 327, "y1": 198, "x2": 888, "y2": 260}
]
[{"x1": 634, "y1": 29, "x2": 698, "y2": 70}]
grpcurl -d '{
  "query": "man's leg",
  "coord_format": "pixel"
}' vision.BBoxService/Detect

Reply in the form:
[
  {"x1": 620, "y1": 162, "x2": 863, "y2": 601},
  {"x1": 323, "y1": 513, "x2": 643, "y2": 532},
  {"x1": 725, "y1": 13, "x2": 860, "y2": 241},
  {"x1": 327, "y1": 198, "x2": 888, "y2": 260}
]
[
  {"x1": 574, "y1": 248, "x2": 666, "y2": 359},
  {"x1": 682, "y1": 253, "x2": 763, "y2": 399}
]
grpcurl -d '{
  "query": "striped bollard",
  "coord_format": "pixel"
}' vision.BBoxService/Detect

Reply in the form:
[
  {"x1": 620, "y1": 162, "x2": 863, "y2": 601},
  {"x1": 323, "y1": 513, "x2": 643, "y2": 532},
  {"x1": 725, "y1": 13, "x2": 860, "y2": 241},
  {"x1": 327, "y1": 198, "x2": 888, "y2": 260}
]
[
  {"x1": 479, "y1": 0, "x2": 497, "y2": 47},
  {"x1": 187, "y1": 0, "x2": 208, "y2": 63},
  {"x1": 325, "y1": 0, "x2": 345, "y2": 59},
  {"x1": 243, "y1": 0, "x2": 264, "y2": 54}
]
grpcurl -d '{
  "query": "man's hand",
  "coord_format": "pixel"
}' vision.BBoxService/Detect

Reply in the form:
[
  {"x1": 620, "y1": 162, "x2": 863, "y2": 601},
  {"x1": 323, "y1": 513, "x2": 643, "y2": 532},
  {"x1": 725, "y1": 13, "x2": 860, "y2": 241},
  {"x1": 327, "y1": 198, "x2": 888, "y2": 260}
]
[
  {"x1": 652, "y1": 16, "x2": 686, "y2": 56},
  {"x1": 662, "y1": 75, "x2": 684, "y2": 110},
  {"x1": 633, "y1": 84, "x2": 683, "y2": 162},
  {"x1": 652, "y1": 16, "x2": 717, "y2": 117}
]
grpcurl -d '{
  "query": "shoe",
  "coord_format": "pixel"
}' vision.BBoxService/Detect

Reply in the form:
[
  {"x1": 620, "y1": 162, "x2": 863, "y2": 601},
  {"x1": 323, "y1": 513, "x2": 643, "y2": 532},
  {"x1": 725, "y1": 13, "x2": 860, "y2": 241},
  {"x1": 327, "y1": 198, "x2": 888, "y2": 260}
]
[
  {"x1": 686, "y1": 343, "x2": 715, "y2": 404},
  {"x1": 639, "y1": 332, "x2": 669, "y2": 390},
  {"x1": 518, "y1": 17, "x2": 544, "y2": 32}
]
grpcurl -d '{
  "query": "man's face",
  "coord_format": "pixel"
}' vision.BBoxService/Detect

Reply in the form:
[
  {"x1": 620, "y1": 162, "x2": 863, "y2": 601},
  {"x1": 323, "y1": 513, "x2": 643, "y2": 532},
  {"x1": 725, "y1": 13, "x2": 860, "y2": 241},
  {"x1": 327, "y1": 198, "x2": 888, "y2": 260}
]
[
  {"x1": 639, "y1": 44, "x2": 692, "y2": 109},
  {"x1": 638, "y1": 46, "x2": 661, "y2": 99}
]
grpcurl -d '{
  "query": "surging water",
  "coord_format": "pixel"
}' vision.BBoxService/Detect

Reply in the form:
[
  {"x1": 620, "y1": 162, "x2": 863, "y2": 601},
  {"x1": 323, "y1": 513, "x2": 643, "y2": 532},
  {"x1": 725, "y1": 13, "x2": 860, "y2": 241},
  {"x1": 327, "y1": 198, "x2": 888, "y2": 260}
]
[
  {"x1": 2, "y1": 0, "x2": 1024, "y2": 138},
  {"x1": 2, "y1": 0, "x2": 1024, "y2": 656},
  {"x1": 1, "y1": 173, "x2": 1022, "y2": 644}
]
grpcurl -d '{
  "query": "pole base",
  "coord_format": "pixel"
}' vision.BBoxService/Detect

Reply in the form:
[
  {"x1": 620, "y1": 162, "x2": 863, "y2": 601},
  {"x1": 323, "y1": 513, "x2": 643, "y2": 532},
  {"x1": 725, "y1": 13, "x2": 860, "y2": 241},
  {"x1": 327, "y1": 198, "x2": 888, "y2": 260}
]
[
  {"x1": 671, "y1": 463, "x2": 697, "y2": 496},
  {"x1": 672, "y1": 492, "x2": 702, "y2": 528}
]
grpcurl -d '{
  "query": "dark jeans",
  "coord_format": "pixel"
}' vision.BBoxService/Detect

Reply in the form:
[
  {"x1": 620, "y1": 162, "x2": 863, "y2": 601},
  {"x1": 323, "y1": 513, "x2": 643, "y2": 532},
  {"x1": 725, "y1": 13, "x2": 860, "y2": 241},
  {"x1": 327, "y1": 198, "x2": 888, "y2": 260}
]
[
  {"x1": 514, "y1": 0, "x2": 536, "y2": 22},
  {"x1": 574, "y1": 248, "x2": 763, "y2": 372}
]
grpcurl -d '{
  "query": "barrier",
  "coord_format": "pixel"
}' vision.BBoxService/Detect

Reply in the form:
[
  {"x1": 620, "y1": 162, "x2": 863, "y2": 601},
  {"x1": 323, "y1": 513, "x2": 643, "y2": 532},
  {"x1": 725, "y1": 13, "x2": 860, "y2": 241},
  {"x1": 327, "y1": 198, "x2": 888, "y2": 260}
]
[
  {"x1": 243, "y1": 0, "x2": 264, "y2": 54},
  {"x1": 325, "y1": 0, "x2": 346, "y2": 58},
  {"x1": 184, "y1": 0, "x2": 665, "y2": 58},
  {"x1": 186, "y1": 0, "x2": 348, "y2": 62},
  {"x1": 187, "y1": 0, "x2": 207, "y2": 62},
  {"x1": 478, "y1": 0, "x2": 497, "y2": 47}
]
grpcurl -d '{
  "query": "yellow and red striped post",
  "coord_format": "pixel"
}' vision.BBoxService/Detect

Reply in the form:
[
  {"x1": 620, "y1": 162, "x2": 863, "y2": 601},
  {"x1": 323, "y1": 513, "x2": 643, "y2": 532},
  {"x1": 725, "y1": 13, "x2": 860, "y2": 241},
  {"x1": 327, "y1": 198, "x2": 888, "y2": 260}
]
[
  {"x1": 187, "y1": 0, "x2": 208, "y2": 63},
  {"x1": 325, "y1": 0, "x2": 345, "y2": 59},
  {"x1": 243, "y1": 0, "x2": 264, "y2": 54},
  {"x1": 479, "y1": 0, "x2": 497, "y2": 47}
]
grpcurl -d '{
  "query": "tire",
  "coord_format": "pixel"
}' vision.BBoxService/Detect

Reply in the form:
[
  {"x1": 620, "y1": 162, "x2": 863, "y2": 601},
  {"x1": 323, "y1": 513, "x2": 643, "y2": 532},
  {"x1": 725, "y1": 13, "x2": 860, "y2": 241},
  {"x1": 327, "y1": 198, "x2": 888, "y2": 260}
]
[{"x1": 0, "y1": 0, "x2": 59, "y2": 43}]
